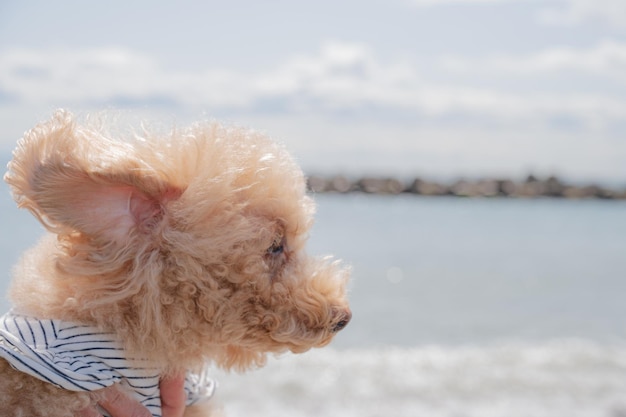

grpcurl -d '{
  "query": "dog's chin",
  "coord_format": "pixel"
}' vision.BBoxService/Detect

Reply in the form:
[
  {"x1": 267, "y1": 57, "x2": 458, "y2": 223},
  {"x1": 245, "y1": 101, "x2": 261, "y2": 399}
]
[
  {"x1": 292, "y1": 336, "x2": 331, "y2": 353},
  {"x1": 296, "y1": 334, "x2": 335, "y2": 351},
  {"x1": 268, "y1": 327, "x2": 340, "y2": 354}
]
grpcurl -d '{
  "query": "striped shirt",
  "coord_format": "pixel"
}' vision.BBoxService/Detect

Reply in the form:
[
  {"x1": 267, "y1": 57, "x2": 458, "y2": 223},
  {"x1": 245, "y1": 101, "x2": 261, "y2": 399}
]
[{"x1": 0, "y1": 312, "x2": 215, "y2": 417}]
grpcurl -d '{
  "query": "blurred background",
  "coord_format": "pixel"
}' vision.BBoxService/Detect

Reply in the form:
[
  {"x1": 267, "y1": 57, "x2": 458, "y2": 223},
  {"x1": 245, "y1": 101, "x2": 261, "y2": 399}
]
[{"x1": 0, "y1": 1, "x2": 625, "y2": 416}]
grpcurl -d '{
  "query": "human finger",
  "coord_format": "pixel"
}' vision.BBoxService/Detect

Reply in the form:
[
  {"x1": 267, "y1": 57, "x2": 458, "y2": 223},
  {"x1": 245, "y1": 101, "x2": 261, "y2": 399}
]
[
  {"x1": 97, "y1": 384, "x2": 152, "y2": 417},
  {"x1": 160, "y1": 373, "x2": 187, "y2": 417}
]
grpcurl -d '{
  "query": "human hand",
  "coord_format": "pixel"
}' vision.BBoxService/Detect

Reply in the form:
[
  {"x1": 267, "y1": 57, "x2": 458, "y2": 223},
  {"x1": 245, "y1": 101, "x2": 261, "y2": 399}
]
[{"x1": 79, "y1": 374, "x2": 186, "y2": 417}]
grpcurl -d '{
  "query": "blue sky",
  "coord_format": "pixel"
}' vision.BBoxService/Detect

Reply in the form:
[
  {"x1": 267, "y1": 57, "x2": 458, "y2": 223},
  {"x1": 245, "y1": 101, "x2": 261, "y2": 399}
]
[{"x1": 0, "y1": 0, "x2": 625, "y2": 183}]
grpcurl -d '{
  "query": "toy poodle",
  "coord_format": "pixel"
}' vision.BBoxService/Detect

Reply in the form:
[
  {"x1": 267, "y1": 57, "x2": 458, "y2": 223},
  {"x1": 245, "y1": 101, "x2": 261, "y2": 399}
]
[{"x1": 0, "y1": 110, "x2": 351, "y2": 416}]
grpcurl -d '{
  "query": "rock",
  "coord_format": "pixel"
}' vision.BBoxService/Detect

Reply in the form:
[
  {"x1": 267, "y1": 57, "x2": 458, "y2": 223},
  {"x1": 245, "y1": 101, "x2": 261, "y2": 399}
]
[
  {"x1": 304, "y1": 174, "x2": 626, "y2": 200},
  {"x1": 328, "y1": 175, "x2": 353, "y2": 193},
  {"x1": 358, "y1": 177, "x2": 405, "y2": 194},
  {"x1": 544, "y1": 176, "x2": 565, "y2": 197},
  {"x1": 409, "y1": 179, "x2": 449, "y2": 196},
  {"x1": 563, "y1": 184, "x2": 615, "y2": 199},
  {"x1": 497, "y1": 179, "x2": 517, "y2": 196},
  {"x1": 307, "y1": 175, "x2": 328, "y2": 193},
  {"x1": 449, "y1": 179, "x2": 503, "y2": 197}
]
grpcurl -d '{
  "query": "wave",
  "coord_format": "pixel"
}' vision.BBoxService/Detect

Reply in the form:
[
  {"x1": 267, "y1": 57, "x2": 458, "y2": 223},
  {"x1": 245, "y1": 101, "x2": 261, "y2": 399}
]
[{"x1": 209, "y1": 340, "x2": 626, "y2": 417}]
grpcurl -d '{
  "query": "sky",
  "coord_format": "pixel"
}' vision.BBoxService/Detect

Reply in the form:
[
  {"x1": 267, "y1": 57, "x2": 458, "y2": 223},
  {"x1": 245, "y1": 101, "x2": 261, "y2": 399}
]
[{"x1": 0, "y1": 0, "x2": 625, "y2": 183}]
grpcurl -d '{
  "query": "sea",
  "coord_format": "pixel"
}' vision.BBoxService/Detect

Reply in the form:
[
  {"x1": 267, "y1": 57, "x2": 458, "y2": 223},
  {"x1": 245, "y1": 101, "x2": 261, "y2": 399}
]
[{"x1": 1, "y1": 188, "x2": 625, "y2": 417}]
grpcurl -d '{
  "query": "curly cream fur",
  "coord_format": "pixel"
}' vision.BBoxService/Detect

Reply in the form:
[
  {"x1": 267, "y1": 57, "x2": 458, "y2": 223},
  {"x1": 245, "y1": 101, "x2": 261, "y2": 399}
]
[{"x1": 1, "y1": 110, "x2": 351, "y2": 416}]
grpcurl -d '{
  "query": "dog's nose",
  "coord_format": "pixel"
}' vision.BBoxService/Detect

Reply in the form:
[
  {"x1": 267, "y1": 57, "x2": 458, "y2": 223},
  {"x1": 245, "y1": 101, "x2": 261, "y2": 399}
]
[{"x1": 331, "y1": 308, "x2": 352, "y2": 332}]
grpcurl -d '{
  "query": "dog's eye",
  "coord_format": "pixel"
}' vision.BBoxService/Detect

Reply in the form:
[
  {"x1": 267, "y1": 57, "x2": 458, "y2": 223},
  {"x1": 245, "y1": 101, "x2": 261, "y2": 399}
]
[{"x1": 267, "y1": 238, "x2": 285, "y2": 256}]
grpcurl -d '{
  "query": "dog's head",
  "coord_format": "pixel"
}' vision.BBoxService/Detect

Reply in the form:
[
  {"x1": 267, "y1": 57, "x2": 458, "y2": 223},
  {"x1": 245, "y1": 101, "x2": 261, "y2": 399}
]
[{"x1": 5, "y1": 110, "x2": 351, "y2": 370}]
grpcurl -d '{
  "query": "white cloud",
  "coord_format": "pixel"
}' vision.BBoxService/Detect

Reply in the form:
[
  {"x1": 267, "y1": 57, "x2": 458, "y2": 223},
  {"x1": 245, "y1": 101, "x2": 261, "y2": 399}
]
[
  {"x1": 0, "y1": 42, "x2": 624, "y2": 182},
  {"x1": 441, "y1": 40, "x2": 626, "y2": 82},
  {"x1": 538, "y1": 0, "x2": 626, "y2": 28},
  {"x1": 1, "y1": 42, "x2": 625, "y2": 131},
  {"x1": 406, "y1": 0, "x2": 626, "y2": 28},
  {"x1": 437, "y1": 41, "x2": 626, "y2": 130},
  {"x1": 1, "y1": 48, "x2": 150, "y2": 101},
  {"x1": 251, "y1": 42, "x2": 420, "y2": 110},
  {"x1": 0, "y1": 47, "x2": 250, "y2": 107},
  {"x1": 407, "y1": 0, "x2": 526, "y2": 6},
  {"x1": 0, "y1": 42, "x2": 422, "y2": 113}
]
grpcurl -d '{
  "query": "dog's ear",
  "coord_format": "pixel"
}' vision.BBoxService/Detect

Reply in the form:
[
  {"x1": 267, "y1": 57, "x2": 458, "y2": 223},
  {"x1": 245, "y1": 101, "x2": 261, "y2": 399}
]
[{"x1": 4, "y1": 110, "x2": 178, "y2": 242}]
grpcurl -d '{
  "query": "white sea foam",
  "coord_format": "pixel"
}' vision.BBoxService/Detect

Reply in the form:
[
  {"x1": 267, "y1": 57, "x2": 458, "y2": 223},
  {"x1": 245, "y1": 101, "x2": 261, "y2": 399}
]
[{"x1": 210, "y1": 341, "x2": 626, "y2": 417}]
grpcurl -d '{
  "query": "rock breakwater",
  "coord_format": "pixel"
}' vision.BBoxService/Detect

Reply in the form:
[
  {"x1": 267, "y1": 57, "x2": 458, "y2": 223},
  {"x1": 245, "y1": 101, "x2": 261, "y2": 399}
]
[{"x1": 306, "y1": 175, "x2": 626, "y2": 199}]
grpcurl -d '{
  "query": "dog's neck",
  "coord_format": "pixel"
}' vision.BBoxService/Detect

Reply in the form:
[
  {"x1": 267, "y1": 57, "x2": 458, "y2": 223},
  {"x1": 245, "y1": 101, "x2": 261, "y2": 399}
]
[{"x1": 8, "y1": 234, "x2": 268, "y2": 372}]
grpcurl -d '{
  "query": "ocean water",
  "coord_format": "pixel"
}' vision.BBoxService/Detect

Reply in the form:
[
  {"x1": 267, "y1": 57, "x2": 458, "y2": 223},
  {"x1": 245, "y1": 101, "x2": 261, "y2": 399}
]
[{"x1": 1, "y1": 189, "x2": 625, "y2": 416}]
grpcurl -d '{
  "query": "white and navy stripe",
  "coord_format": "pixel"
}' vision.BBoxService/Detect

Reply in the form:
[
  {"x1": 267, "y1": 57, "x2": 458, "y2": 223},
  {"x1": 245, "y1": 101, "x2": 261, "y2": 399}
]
[{"x1": 0, "y1": 312, "x2": 215, "y2": 417}]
